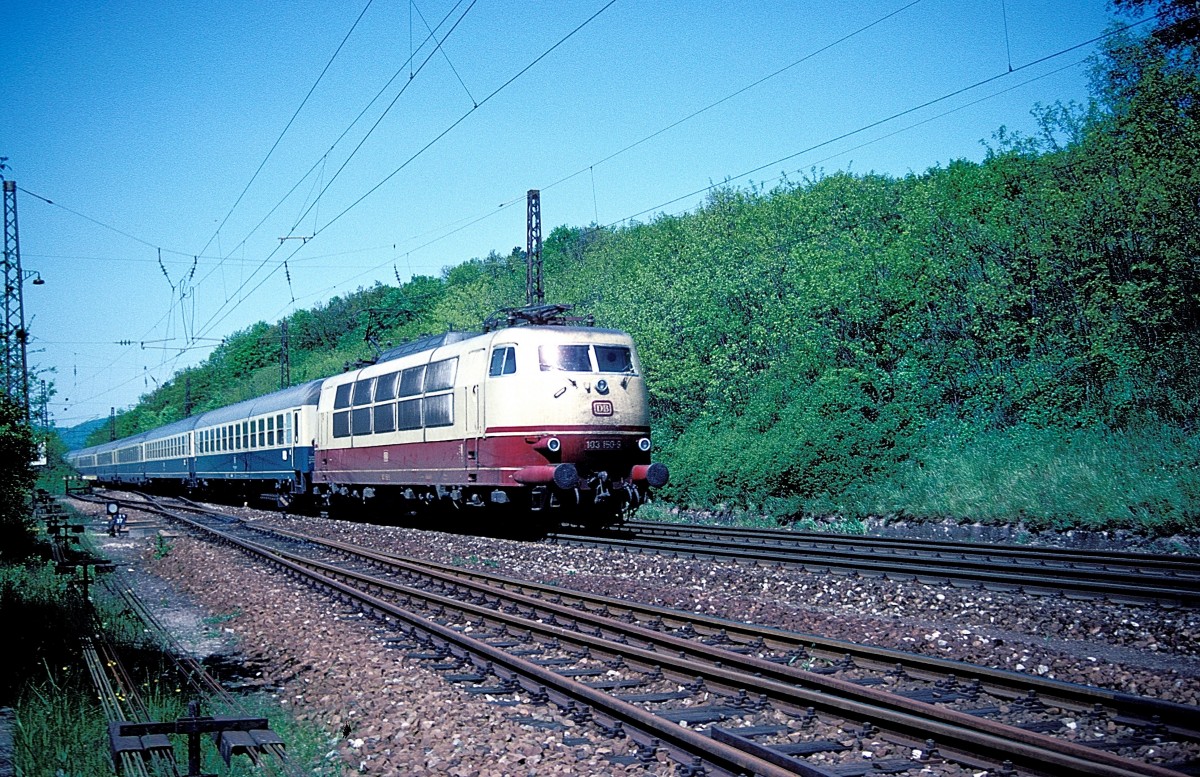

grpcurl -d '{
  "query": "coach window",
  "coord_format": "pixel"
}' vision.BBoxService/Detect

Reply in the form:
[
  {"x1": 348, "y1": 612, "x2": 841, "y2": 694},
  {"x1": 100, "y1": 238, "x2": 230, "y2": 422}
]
[
  {"x1": 489, "y1": 346, "x2": 516, "y2": 377},
  {"x1": 276, "y1": 414, "x2": 284, "y2": 445},
  {"x1": 375, "y1": 371, "x2": 398, "y2": 402},
  {"x1": 258, "y1": 418, "x2": 266, "y2": 447},
  {"x1": 333, "y1": 410, "x2": 351, "y2": 439},
  {"x1": 425, "y1": 358, "x2": 457, "y2": 392},
  {"x1": 373, "y1": 402, "x2": 396, "y2": 433},
  {"x1": 268, "y1": 416, "x2": 276, "y2": 446},
  {"x1": 334, "y1": 382, "x2": 352, "y2": 410},
  {"x1": 397, "y1": 398, "x2": 421, "y2": 430},
  {"x1": 424, "y1": 393, "x2": 453, "y2": 427},
  {"x1": 351, "y1": 406, "x2": 371, "y2": 436},
  {"x1": 399, "y1": 366, "x2": 425, "y2": 397},
  {"x1": 353, "y1": 378, "x2": 375, "y2": 407}
]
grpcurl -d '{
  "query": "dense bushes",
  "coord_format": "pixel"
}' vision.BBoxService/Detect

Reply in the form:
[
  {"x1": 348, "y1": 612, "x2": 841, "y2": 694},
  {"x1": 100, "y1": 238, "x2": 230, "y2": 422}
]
[{"x1": 0, "y1": 398, "x2": 38, "y2": 559}]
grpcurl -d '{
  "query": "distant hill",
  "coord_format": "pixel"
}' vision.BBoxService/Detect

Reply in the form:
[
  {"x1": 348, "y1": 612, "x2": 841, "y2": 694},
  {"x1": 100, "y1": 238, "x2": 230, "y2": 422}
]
[{"x1": 59, "y1": 417, "x2": 107, "y2": 451}]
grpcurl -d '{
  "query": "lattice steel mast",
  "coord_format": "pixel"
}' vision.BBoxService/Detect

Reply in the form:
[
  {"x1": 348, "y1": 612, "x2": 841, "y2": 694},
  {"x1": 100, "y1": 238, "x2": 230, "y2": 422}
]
[
  {"x1": 2, "y1": 178, "x2": 31, "y2": 422},
  {"x1": 526, "y1": 189, "x2": 543, "y2": 306}
]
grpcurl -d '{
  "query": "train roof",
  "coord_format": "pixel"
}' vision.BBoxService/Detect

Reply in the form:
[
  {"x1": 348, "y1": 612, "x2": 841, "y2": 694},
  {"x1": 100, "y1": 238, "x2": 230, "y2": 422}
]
[
  {"x1": 195, "y1": 378, "x2": 323, "y2": 426},
  {"x1": 68, "y1": 378, "x2": 324, "y2": 457},
  {"x1": 375, "y1": 331, "x2": 478, "y2": 364}
]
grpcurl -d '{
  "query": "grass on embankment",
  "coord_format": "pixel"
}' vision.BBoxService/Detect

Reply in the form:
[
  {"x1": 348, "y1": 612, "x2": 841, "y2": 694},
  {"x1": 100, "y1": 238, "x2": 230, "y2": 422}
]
[
  {"x1": 652, "y1": 423, "x2": 1199, "y2": 536},
  {"x1": 851, "y1": 423, "x2": 1200, "y2": 533}
]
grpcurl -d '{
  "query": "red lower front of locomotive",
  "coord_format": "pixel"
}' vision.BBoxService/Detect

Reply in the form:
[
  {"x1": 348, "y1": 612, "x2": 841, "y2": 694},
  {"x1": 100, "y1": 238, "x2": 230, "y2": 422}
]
[{"x1": 315, "y1": 425, "x2": 668, "y2": 517}]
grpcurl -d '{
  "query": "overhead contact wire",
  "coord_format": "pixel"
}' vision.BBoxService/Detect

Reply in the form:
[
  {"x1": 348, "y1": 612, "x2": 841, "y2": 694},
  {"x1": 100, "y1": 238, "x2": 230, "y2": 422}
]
[
  {"x1": 191, "y1": 0, "x2": 478, "y2": 336},
  {"x1": 195, "y1": 0, "x2": 377, "y2": 259},
  {"x1": 194, "y1": 0, "x2": 618, "y2": 343}
]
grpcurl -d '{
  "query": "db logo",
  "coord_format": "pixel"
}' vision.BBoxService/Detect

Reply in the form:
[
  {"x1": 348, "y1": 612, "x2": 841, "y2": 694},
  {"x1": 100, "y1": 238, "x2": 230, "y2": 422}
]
[{"x1": 592, "y1": 400, "x2": 614, "y2": 417}]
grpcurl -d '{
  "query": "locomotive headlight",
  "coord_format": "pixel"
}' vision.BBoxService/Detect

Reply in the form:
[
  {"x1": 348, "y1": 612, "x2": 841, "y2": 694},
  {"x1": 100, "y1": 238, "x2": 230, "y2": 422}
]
[
  {"x1": 637, "y1": 437, "x2": 652, "y2": 452},
  {"x1": 596, "y1": 379, "x2": 610, "y2": 395},
  {"x1": 546, "y1": 437, "x2": 562, "y2": 453}
]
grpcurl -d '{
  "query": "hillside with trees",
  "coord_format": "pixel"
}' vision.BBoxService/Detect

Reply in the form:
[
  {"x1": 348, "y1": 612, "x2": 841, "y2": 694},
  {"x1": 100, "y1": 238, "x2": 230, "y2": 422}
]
[{"x1": 83, "y1": 15, "x2": 1199, "y2": 533}]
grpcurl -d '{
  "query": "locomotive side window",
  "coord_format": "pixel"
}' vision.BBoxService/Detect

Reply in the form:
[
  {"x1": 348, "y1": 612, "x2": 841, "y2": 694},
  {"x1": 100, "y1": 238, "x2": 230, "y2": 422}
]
[
  {"x1": 424, "y1": 394, "x2": 453, "y2": 427},
  {"x1": 351, "y1": 407, "x2": 371, "y2": 436},
  {"x1": 595, "y1": 346, "x2": 634, "y2": 372},
  {"x1": 375, "y1": 371, "x2": 399, "y2": 402},
  {"x1": 399, "y1": 366, "x2": 425, "y2": 397},
  {"x1": 397, "y1": 398, "x2": 421, "y2": 430},
  {"x1": 353, "y1": 378, "x2": 375, "y2": 406},
  {"x1": 373, "y1": 402, "x2": 396, "y2": 433},
  {"x1": 489, "y1": 346, "x2": 516, "y2": 377},
  {"x1": 332, "y1": 411, "x2": 351, "y2": 439},
  {"x1": 425, "y1": 358, "x2": 458, "y2": 392},
  {"x1": 334, "y1": 383, "x2": 352, "y2": 409},
  {"x1": 539, "y1": 345, "x2": 591, "y2": 372}
]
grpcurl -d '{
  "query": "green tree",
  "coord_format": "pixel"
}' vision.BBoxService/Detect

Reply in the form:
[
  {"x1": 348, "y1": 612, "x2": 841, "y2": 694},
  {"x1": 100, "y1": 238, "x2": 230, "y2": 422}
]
[{"x1": 0, "y1": 398, "x2": 38, "y2": 560}]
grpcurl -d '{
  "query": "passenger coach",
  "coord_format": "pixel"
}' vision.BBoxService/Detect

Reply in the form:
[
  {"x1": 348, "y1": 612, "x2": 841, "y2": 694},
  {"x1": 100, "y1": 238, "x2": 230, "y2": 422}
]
[{"x1": 67, "y1": 379, "x2": 322, "y2": 506}]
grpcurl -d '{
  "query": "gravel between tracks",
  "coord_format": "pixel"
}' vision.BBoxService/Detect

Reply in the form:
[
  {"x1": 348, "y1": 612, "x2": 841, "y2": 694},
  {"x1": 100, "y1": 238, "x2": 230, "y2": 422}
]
[{"x1": 74, "y1": 498, "x2": 1200, "y2": 776}]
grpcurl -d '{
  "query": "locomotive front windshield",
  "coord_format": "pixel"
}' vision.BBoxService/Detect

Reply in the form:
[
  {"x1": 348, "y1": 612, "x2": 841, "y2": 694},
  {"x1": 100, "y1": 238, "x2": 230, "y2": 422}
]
[{"x1": 539, "y1": 344, "x2": 635, "y2": 373}]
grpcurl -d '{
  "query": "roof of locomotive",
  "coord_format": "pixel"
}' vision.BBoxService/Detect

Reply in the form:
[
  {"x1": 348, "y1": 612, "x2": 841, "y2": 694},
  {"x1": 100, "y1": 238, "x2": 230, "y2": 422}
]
[{"x1": 374, "y1": 331, "x2": 478, "y2": 364}]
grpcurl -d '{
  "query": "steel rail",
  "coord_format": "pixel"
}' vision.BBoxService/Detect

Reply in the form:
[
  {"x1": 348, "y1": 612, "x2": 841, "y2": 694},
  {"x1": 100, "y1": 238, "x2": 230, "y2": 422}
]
[
  {"x1": 623, "y1": 520, "x2": 1200, "y2": 576},
  {"x1": 130, "y1": 497, "x2": 1194, "y2": 777},
  {"x1": 268, "y1": 526, "x2": 1199, "y2": 738},
  {"x1": 546, "y1": 529, "x2": 1200, "y2": 606},
  {"x1": 138, "y1": 499, "x2": 801, "y2": 777}
]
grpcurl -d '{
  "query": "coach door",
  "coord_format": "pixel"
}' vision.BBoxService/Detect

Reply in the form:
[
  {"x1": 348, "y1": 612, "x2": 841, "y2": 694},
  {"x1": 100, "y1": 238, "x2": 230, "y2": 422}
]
[{"x1": 461, "y1": 348, "x2": 486, "y2": 473}]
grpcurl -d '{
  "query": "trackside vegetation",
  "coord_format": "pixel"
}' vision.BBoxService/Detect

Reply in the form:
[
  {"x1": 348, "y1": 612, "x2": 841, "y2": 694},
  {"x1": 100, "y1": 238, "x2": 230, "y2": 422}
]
[
  {"x1": 0, "y1": 507, "x2": 340, "y2": 775},
  {"x1": 82, "y1": 15, "x2": 1199, "y2": 534}
]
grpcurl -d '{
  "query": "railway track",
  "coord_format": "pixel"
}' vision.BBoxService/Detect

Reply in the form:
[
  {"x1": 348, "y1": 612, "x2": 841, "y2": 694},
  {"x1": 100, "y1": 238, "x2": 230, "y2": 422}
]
[
  {"x1": 85, "y1": 494, "x2": 1200, "y2": 777},
  {"x1": 546, "y1": 520, "x2": 1200, "y2": 606},
  {"x1": 42, "y1": 495, "x2": 299, "y2": 777}
]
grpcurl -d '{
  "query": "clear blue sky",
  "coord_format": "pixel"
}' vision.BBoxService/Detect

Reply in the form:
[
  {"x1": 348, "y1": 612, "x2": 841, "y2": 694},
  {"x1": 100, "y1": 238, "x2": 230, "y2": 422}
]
[{"x1": 0, "y1": 0, "x2": 1135, "y2": 427}]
